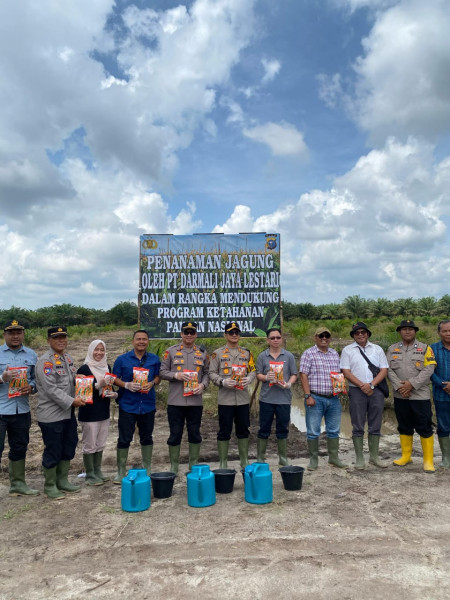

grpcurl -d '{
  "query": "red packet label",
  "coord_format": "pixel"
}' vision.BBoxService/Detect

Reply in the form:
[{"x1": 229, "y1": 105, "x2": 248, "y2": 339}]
[
  {"x1": 75, "y1": 375, "x2": 94, "y2": 404},
  {"x1": 231, "y1": 364, "x2": 246, "y2": 390},
  {"x1": 269, "y1": 361, "x2": 284, "y2": 386},
  {"x1": 102, "y1": 372, "x2": 117, "y2": 398},
  {"x1": 8, "y1": 367, "x2": 28, "y2": 398},
  {"x1": 183, "y1": 370, "x2": 198, "y2": 396},
  {"x1": 133, "y1": 367, "x2": 149, "y2": 392},
  {"x1": 330, "y1": 372, "x2": 347, "y2": 396}
]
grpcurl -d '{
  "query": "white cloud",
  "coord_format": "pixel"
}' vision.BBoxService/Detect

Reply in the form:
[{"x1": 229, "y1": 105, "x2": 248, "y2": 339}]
[
  {"x1": 352, "y1": 0, "x2": 450, "y2": 143},
  {"x1": 243, "y1": 122, "x2": 308, "y2": 158},
  {"x1": 261, "y1": 58, "x2": 281, "y2": 84},
  {"x1": 213, "y1": 137, "x2": 450, "y2": 303}
]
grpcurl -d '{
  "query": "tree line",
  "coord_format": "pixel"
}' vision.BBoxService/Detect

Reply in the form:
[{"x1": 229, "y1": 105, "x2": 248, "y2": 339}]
[
  {"x1": 0, "y1": 302, "x2": 138, "y2": 328},
  {"x1": 1, "y1": 295, "x2": 449, "y2": 329},
  {"x1": 283, "y1": 295, "x2": 450, "y2": 321}
]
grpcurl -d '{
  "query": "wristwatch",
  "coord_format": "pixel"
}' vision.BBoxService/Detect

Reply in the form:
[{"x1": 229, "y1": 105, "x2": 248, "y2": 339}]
[
  {"x1": 370, "y1": 383, "x2": 375, "y2": 390},
  {"x1": 304, "y1": 393, "x2": 311, "y2": 399}
]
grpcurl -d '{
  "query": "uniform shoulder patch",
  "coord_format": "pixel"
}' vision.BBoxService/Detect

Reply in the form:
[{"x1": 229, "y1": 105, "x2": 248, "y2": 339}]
[
  {"x1": 163, "y1": 350, "x2": 169, "y2": 360},
  {"x1": 43, "y1": 361, "x2": 53, "y2": 375}
]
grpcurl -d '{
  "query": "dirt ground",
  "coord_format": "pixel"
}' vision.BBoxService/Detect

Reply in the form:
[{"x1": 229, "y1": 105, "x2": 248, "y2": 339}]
[{"x1": 1, "y1": 331, "x2": 450, "y2": 600}]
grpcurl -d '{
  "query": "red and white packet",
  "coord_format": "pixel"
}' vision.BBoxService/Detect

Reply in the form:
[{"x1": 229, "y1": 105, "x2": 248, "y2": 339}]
[
  {"x1": 7, "y1": 367, "x2": 28, "y2": 398},
  {"x1": 75, "y1": 374, "x2": 94, "y2": 404},
  {"x1": 183, "y1": 370, "x2": 198, "y2": 396}
]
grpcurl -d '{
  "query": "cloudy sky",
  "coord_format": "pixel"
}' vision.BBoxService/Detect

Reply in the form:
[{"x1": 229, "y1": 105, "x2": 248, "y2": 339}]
[{"x1": 1, "y1": 0, "x2": 450, "y2": 309}]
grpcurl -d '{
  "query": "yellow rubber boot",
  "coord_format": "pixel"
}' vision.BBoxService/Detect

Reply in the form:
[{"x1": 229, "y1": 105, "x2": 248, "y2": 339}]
[
  {"x1": 420, "y1": 436, "x2": 435, "y2": 473},
  {"x1": 393, "y1": 434, "x2": 413, "y2": 466}
]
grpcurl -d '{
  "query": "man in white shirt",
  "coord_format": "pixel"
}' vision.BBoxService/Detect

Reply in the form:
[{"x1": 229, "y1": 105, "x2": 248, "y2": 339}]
[{"x1": 340, "y1": 322, "x2": 389, "y2": 470}]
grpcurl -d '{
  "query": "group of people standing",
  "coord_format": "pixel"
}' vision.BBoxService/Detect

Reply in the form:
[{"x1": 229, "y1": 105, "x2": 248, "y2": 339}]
[{"x1": 1, "y1": 316, "x2": 450, "y2": 499}]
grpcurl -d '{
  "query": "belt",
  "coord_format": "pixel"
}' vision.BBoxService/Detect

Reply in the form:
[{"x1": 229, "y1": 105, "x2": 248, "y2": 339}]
[{"x1": 310, "y1": 392, "x2": 334, "y2": 399}]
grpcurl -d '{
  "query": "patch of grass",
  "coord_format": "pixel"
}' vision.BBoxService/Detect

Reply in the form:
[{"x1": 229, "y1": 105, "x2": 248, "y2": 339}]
[{"x1": 2, "y1": 504, "x2": 31, "y2": 520}]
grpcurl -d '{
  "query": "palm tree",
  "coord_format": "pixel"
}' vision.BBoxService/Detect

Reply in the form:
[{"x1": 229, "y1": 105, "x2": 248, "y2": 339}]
[{"x1": 343, "y1": 295, "x2": 370, "y2": 319}]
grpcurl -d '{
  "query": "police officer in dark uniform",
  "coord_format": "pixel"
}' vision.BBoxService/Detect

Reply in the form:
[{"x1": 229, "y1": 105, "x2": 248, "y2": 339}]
[
  {"x1": 35, "y1": 327, "x2": 85, "y2": 499},
  {"x1": 209, "y1": 322, "x2": 256, "y2": 469},
  {"x1": 160, "y1": 322, "x2": 209, "y2": 473}
]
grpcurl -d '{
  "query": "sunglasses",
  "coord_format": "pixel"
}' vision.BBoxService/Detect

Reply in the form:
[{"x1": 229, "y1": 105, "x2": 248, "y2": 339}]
[
  {"x1": 183, "y1": 330, "x2": 196, "y2": 335},
  {"x1": 268, "y1": 336, "x2": 282, "y2": 340},
  {"x1": 227, "y1": 331, "x2": 240, "y2": 336},
  {"x1": 354, "y1": 330, "x2": 367, "y2": 336},
  {"x1": 318, "y1": 333, "x2": 331, "y2": 339}
]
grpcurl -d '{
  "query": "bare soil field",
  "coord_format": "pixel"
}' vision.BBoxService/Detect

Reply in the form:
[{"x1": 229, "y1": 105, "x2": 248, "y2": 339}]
[{"x1": 1, "y1": 331, "x2": 450, "y2": 600}]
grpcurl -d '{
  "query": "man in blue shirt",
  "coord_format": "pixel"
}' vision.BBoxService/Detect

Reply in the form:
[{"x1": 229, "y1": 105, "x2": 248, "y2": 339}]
[
  {"x1": 113, "y1": 330, "x2": 161, "y2": 483},
  {"x1": 431, "y1": 320, "x2": 450, "y2": 468},
  {"x1": 0, "y1": 320, "x2": 39, "y2": 496}
]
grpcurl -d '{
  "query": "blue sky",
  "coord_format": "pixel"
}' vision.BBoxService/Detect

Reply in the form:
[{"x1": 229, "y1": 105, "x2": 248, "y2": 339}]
[{"x1": 1, "y1": 0, "x2": 450, "y2": 309}]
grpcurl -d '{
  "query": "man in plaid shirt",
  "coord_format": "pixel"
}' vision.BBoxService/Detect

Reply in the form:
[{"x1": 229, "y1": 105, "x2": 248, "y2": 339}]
[{"x1": 300, "y1": 327, "x2": 347, "y2": 471}]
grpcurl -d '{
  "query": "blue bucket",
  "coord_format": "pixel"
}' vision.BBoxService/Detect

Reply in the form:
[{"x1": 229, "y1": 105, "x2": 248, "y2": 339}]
[
  {"x1": 244, "y1": 462, "x2": 272, "y2": 505},
  {"x1": 121, "y1": 468, "x2": 151, "y2": 512},
  {"x1": 186, "y1": 464, "x2": 216, "y2": 508}
]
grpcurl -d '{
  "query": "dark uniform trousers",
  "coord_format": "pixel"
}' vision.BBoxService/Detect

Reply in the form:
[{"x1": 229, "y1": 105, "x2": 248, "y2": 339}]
[
  {"x1": 394, "y1": 397, "x2": 433, "y2": 438},
  {"x1": 0, "y1": 412, "x2": 31, "y2": 462},
  {"x1": 167, "y1": 405, "x2": 203, "y2": 445},
  {"x1": 38, "y1": 414, "x2": 78, "y2": 469},
  {"x1": 217, "y1": 404, "x2": 250, "y2": 441}
]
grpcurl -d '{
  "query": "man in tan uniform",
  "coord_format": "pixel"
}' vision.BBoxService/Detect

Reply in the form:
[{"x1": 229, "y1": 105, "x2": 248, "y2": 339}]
[
  {"x1": 209, "y1": 322, "x2": 256, "y2": 469},
  {"x1": 160, "y1": 322, "x2": 209, "y2": 473},
  {"x1": 387, "y1": 319, "x2": 436, "y2": 473}
]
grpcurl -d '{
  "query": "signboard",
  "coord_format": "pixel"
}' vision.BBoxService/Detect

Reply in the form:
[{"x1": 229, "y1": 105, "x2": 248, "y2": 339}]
[{"x1": 139, "y1": 233, "x2": 281, "y2": 338}]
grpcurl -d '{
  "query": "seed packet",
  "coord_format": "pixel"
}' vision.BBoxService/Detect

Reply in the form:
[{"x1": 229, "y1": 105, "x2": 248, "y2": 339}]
[
  {"x1": 75, "y1": 374, "x2": 94, "y2": 404},
  {"x1": 330, "y1": 372, "x2": 347, "y2": 396},
  {"x1": 183, "y1": 370, "x2": 198, "y2": 396},
  {"x1": 133, "y1": 367, "x2": 149, "y2": 392},
  {"x1": 102, "y1": 372, "x2": 117, "y2": 398},
  {"x1": 231, "y1": 364, "x2": 246, "y2": 390},
  {"x1": 269, "y1": 361, "x2": 284, "y2": 386},
  {"x1": 7, "y1": 367, "x2": 28, "y2": 398}
]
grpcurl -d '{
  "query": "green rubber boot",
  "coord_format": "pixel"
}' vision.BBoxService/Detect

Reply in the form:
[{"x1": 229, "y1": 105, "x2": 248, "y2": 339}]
[
  {"x1": 93, "y1": 451, "x2": 109, "y2": 481},
  {"x1": 307, "y1": 438, "x2": 319, "y2": 471},
  {"x1": 141, "y1": 444, "x2": 153, "y2": 476},
  {"x1": 238, "y1": 438, "x2": 249, "y2": 469},
  {"x1": 352, "y1": 436, "x2": 366, "y2": 470},
  {"x1": 113, "y1": 448, "x2": 129, "y2": 485},
  {"x1": 327, "y1": 437, "x2": 348, "y2": 468},
  {"x1": 56, "y1": 460, "x2": 81, "y2": 493},
  {"x1": 368, "y1": 434, "x2": 388, "y2": 468},
  {"x1": 256, "y1": 437, "x2": 268, "y2": 463},
  {"x1": 9, "y1": 459, "x2": 39, "y2": 496},
  {"x1": 217, "y1": 440, "x2": 229, "y2": 469},
  {"x1": 83, "y1": 453, "x2": 103, "y2": 486},
  {"x1": 188, "y1": 443, "x2": 201, "y2": 470},
  {"x1": 438, "y1": 437, "x2": 450, "y2": 469},
  {"x1": 168, "y1": 444, "x2": 181, "y2": 474},
  {"x1": 43, "y1": 466, "x2": 65, "y2": 500},
  {"x1": 277, "y1": 438, "x2": 289, "y2": 466}
]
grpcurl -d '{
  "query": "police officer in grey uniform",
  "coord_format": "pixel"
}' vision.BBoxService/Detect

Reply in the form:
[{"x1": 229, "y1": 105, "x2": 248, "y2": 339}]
[
  {"x1": 160, "y1": 321, "x2": 209, "y2": 473},
  {"x1": 35, "y1": 326, "x2": 85, "y2": 499},
  {"x1": 209, "y1": 322, "x2": 256, "y2": 469},
  {"x1": 387, "y1": 319, "x2": 437, "y2": 473}
]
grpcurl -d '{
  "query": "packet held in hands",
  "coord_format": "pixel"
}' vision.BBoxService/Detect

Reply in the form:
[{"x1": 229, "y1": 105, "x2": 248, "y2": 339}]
[
  {"x1": 231, "y1": 364, "x2": 246, "y2": 390},
  {"x1": 102, "y1": 372, "x2": 117, "y2": 398},
  {"x1": 330, "y1": 372, "x2": 347, "y2": 396},
  {"x1": 183, "y1": 370, "x2": 198, "y2": 396},
  {"x1": 7, "y1": 367, "x2": 28, "y2": 398},
  {"x1": 75, "y1": 374, "x2": 94, "y2": 404},
  {"x1": 269, "y1": 361, "x2": 284, "y2": 386},
  {"x1": 133, "y1": 367, "x2": 149, "y2": 392}
]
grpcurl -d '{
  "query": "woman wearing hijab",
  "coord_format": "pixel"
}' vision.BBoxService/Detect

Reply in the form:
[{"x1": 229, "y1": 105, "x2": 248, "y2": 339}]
[{"x1": 77, "y1": 340, "x2": 117, "y2": 485}]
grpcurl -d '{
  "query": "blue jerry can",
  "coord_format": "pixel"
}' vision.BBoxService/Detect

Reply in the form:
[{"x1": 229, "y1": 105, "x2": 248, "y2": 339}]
[
  {"x1": 186, "y1": 464, "x2": 216, "y2": 507},
  {"x1": 244, "y1": 462, "x2": 273, "y2": 505},
  {"x1": 121, "y1": 468, "x2": 151, "y2": 512}
]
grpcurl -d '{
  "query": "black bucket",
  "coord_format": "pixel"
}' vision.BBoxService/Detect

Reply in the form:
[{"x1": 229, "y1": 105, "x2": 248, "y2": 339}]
[
  {"x1": 212, "y1": 469, "x2": 236, "y2": 494},
  {"x1": 279, "y1": 466, "x2": 304, "y2": 491},
  {"x1": 150, "y1": 471, "x2": 176, "y2": 499}
]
